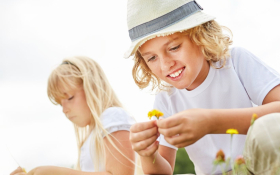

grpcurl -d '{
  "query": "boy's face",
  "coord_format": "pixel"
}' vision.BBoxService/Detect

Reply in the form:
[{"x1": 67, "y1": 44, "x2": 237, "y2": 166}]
[
  {"x1": 59, "y1": 84, "x2": 93, "y2": 127},
  {"x1": 139, "y1": 33, "x2": 209, "y2": 90}
]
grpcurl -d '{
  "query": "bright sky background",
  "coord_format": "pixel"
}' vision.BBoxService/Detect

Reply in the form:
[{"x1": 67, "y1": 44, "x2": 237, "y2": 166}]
[{"x1": 1, "y1": 0, "x2": 280, "y2": 174}]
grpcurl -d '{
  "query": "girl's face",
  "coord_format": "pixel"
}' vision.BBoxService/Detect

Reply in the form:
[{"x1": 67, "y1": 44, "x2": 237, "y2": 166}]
[
  {"x1": 60, "y1": 84, "x2": 93, "y2": 127},
  {"x1": 139, "y1": 33, "x2": 209, "y2": 90}
]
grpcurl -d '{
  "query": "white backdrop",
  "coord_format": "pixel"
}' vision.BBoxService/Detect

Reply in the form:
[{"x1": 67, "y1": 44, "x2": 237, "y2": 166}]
[{"x1": 1, "y1": 0, "x2": 280, "y2": 174}]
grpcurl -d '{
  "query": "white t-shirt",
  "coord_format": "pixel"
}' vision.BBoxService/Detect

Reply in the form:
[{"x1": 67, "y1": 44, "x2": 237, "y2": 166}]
[
  {"x1": 80, "y1": 107, "x2": 135, "y2": 172},
  {"x1": 153, "y1": 47, "x2": 280, "y2": 175}
]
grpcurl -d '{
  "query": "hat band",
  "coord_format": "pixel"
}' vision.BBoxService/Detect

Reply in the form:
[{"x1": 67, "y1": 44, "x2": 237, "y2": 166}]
[{"x1": 129, "y1": 0, "x2": 203, "y2": 41}]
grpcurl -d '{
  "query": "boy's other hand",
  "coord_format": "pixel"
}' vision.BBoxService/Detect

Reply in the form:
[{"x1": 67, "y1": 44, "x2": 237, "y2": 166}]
[{"x1": 157, "y1": 109, "x2": 212, "y2": 148}]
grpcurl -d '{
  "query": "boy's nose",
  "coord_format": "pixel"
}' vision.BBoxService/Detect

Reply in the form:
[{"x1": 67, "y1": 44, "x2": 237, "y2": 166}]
[{"x1": 160, "y1": 56, "x2": 175, "y2": 71}]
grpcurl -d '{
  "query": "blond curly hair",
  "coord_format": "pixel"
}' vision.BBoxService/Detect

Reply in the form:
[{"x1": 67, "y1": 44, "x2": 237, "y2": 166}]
[{"x1": 132, "y1": 20, "x2": 233, "y2": 91}]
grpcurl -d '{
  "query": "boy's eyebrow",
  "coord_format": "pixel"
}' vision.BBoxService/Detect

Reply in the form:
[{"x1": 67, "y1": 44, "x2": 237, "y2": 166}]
[
  {"x1": 141, "y1": 37, "x2": 180, "y2": 57},
  {"x1": 163, "y1": 37, "x2": 179, "y2": 47}
]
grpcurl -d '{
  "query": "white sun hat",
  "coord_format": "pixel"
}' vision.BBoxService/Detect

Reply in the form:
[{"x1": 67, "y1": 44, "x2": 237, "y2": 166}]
[{"x1": 124, "y1": 0, "x2": 215, "y2": 58}]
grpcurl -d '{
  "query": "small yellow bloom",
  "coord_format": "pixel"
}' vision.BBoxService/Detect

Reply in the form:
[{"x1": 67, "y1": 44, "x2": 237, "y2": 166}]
[
  {"x1": 147, "y1": 109, "x2": 164, "y2": 120},
  {"x1": 251, "y1": 113, "x2": 258, "y2": 125},
  {"x1": 226, "y1": 129, "x2": 239, "y2": 134},
  {"x1": 148, "y1": 111, "x2": 153, "y2": 120},
  {"x1": 22, "y1": 168, "x2": 27, "y2": 173}
]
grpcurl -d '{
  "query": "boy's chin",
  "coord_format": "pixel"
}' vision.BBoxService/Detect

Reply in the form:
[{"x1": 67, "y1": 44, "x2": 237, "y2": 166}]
[{"x1": 172, "y1": 83, "x2": 189, "y2": 90}]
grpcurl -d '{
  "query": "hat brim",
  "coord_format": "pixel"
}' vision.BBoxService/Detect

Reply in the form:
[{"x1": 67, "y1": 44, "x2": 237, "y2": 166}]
[{"x1": 124, "y1": 11, "x2": 215, "y2": 58}]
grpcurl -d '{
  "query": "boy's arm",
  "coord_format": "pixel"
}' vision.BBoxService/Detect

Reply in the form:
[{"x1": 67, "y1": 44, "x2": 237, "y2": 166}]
[
  {"x1": 139, "y1": 145, "x2": 176, "y2": 175},
  {"x1": 157, "y1": 85, "x2": 280, "y2": 148},
  {"x1": 212, "y1": 84, "x2": 280, "y2": 134}
]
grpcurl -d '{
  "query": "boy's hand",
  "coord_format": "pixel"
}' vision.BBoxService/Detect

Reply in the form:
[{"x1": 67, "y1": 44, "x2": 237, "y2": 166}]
[
  {"x1": 130, "y1": 120, "x2": 160, "y2": 157},
  {"x1": 10, "y1": 166, "x2": 27, "y2": 175},
  {"x1": 157, "y1": 109, "x2": 212, "y2": 148}
]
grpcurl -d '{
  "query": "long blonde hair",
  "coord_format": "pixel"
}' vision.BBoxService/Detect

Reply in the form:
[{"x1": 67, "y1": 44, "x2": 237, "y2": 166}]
[
  {"x1": 47, "y1": 56, "x2": 124, "y2": 170},
  {"x1": 133, "y1": 20, "x2": 233, "y2": 91}
]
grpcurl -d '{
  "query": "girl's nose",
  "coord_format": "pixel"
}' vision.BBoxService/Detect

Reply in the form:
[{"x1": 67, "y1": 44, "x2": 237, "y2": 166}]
[{"x1": 61, "y1": 99, "x2": 69, "y2": 114}]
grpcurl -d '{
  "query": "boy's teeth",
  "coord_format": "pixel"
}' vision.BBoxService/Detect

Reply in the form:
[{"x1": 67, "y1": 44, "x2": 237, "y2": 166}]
[{"x1": 170, "y1": 69, "x2": 183, "y2": 78}]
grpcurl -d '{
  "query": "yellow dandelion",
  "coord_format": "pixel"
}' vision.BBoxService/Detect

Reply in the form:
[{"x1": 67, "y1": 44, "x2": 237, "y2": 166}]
[
  {"x1": 226, "y1": 129, "x2": 239, "y2": 135},
  {"x1": 155, "y1": 111, "x2": 164, "y2": 119},
  {"x1": 251, "y1": 113, "x2": 258, "y2": 126},
  {"x1": 22, "y1": 168, "x2": 27, "y2": 173},
  {"x1": 147, "y1": 109, "x2": 164, "y2": 120},
  {"x1": 148, "y1": 111, "x2": 153, "y2": 120}
]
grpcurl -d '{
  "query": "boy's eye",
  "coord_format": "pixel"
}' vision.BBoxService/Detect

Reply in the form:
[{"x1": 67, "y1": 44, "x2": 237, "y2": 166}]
[
  {"x1": 148, "y1": 56, "x2": 156, "y2": 62},
  {"x1": 68, "y1": 96, "x2": 74, "y2": 100},
  {"x1": 170, "y1": 45, "x2": 180, "y2": 51}
]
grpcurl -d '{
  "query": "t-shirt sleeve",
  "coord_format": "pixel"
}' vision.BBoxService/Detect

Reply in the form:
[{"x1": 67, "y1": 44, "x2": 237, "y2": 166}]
[
  {"x1": 231, "y1": 47, "x2": 280, "y2": 105},
  {"x1": 100, "y1": 107, "x2": 136, "y2": 137},
  {"x1": 153, "y1": 92, "x2": 178, "y2": 150}
]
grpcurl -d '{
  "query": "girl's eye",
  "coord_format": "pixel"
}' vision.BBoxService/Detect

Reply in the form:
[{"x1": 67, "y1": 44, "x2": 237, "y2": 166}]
[
  {"x1": 147, "y1": 56, "x2": 156, "y2": 62},
  {"x1": 170, "y1": 45, "x2": 180, "y2": 51},
  {"x1": 68, "y1": 96, "x2": 74, "y2": 100}
]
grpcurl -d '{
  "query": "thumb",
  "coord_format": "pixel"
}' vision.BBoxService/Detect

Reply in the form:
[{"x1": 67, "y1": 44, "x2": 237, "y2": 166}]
[{"x1": 156, "y1": 117, "x2": 165, "y2": 127}]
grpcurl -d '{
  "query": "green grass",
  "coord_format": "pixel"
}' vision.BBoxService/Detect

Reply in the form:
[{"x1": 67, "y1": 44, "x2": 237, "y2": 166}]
[{"x1": 173, "y1": 148, "x2": 195, "y2": 174}]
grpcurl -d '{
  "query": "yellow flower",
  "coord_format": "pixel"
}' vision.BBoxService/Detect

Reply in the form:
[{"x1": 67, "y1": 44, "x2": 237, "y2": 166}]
[
  {"x1": 226, "y1": 129, "x2": 239, "y2": 134},
  {"x1": 22, "y1": 168, "x2": 27, "y2": 173},
  {"x1": 148, "y1": 111, "x2": 154, "y2": 120},
  {"x1": 147, "y1": 109, "x2": 164, "y2": 120},
  {"x1": 250, "y1": 113, "x2": 258, "y2": 125}
]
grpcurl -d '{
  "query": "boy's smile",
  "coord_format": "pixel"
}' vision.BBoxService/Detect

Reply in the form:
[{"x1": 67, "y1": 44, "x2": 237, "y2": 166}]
[
  {"x1": 139, "y1": 32, "x2": 210, "y2": 90},
  {"x1": 167, "y1": 67, "x2": 185, "y2": 78}
]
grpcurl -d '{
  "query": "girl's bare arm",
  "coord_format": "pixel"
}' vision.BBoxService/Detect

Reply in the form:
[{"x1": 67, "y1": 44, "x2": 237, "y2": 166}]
[{"x1": 17, "y1": 131, "x2": 134, "y2": 175}]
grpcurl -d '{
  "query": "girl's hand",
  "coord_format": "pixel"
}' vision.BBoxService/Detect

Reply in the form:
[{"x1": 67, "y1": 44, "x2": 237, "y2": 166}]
[
  {"x1": 130, "y1": 120, "x2": 160, "y2": 157},
  {"x1": 10, "y1": 167, "x2": 26, "y2": 175},
  {"x1": 157, "y1": 109, "x2": 213, "y2": 148}
]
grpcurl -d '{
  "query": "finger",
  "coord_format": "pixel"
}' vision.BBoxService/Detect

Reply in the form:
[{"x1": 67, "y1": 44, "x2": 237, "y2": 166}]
[
  {"x1": 14, "y1": 173, "x2": 26, "y2": 175},
  {"x1": 133, "y1": 134, "x2": 159, "y2": 152},
  {"x1": 164, "y1": 133, "x2": 193, "y2": 146},
  {"x1": 174, "y1": 141, "x2": 195, "y2": 148},
  {"x1": 130, "y1": 120, "x2": 157, "y2": 133},
  {"x1": 138, "y1": 141, "x2": 159, "y2": 157},
  {"x1": 158, "y1": 124, "x2": 182, "y2": 137},
  {"x1": 130, "y1": 125, "x2": 158, "y2": 143},
  {"x1": 157, "y1": 116, "x2": 181, "y2": 129},
  {"x1": 10, "y1": 167, "x2": 23, "y2": 175}
]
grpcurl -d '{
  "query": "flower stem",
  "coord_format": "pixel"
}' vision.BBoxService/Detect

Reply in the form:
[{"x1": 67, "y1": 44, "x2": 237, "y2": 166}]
[
  {"x1": 153, "y1": 151, "x2": 157, "y2": 164},
  {"x1": 220, "y1": 164, "x2": 226, "y2": 175},
  {"x1": 230, "y1": 135, "x2": 235, "y2": 175}
]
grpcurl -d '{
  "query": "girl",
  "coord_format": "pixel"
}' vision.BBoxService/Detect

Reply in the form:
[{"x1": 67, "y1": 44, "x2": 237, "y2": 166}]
[
  {"x1": 11, "y1": 56, "x2": 136, "y2": 175},
  {"x1": 126, "y1": 0, "x2": 280, "y2": 174}
]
